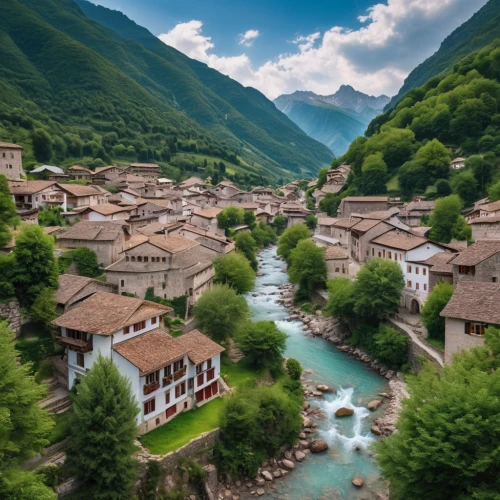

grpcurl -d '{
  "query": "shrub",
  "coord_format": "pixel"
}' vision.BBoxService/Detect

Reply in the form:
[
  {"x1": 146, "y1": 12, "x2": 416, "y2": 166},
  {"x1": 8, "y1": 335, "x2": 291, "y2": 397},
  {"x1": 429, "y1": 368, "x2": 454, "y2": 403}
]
[
  {"x1": 374, "y1": 325, "x2": 409, "y2": 367},
  {"x1": 36, "y1": 465, "x2": 61, "y2": 489},
  {"x1": 286, "y1": 358, "x2": 302, "y2": 381}
]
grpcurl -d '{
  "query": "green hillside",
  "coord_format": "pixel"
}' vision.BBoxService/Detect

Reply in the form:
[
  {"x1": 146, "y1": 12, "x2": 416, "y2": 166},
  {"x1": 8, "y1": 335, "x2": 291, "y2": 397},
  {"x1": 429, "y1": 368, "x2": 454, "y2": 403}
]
[
  {"x1": 386, "y1": 0, "x2": 500, "y2": 110},
  {"x1": 331, "y1": 40, "x2": 500, "y2": 206},
  {"x1": 0, "y1": 0, "x2": 332, "y2": 188}
]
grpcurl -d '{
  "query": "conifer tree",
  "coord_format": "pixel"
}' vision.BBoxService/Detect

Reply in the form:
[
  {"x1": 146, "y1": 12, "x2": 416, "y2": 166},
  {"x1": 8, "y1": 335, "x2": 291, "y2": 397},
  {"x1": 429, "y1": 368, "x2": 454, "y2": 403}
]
[{"x1": 68, "y1": 355, "x2": 139, "y2": 500}]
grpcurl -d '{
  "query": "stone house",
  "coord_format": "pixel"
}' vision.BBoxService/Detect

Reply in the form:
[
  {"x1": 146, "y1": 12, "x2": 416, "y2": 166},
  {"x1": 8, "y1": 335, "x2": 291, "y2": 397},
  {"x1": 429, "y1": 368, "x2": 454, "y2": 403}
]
[
  {"x1": 57, "y1": 221, "x2": 131, "y2": 267},
  {"x1": 331, "y1": 218, "x2": 362, "y2": 247},
  {"x1": 469, "y1": 216, "x2": 500, "y2": 241},
  {"x1": 441, "y1": 282, "x2": 500, "y2": 364},
  {"x1": 58, "y1": 184, "x2": 108, "y2": 208},
  {"x1": 338, "y1": 196, "x2": 389, "y2": 218},
  {"x1": 0, "y1": 142, "x2": 24, "y2": 180},
  {"x1": 420, "y1": 252, "x2": 457, "y2": 291},
  {"x1": 55, "y1": 274, "x2": 117, "y2": 312},
  {"x1": 397, "y1": 200, "x2": 435, "y2": 227},
  {"x1": 79, "y1": 203, "x2": 134, "y2": 221},
  {"x1": 179, "y1": 224, "x2": 235, "y2": 255},
  {"x1": 189, "y1": 207, "x2": 222, "y2": 233},
  {"x1": 105, "y1": 234, "x2": 216, "y2": 304},
  {"x1": 92, "y1": 166, "x2": 121, "y2": 184},
  {"x1": 465, "y1": 200, "x2": 500, "y2": 223},
  {"x1": 450, "y1": 157, "x2": 466, "y2": 170},
  {"x1": 368, "y1": 230, "x2": 452, "y2": 313},
  {"x1": 451, "y1": 240, "x2": 500, "y2": 285},
  {"x1": 325, "y1": 245, "x2": 352, "y2": 279},
  {"x1": 210, "y1": 181, "x2": 241, "y2": 199},
  {"x1": 68, "y1": 166, "x2": 93, "y2": 182},
  {"x1": 52, "y1": 292, "x2": 224, "y2": 434},
  {"x1": 349, "y1": 219, "x2": 392, "y2": 263},
  {"x1": 174, "y1": 177, "x2": 207, "y2": 196},
  {"x1": 127, "y1": 163, "x2": 161, "y2": 179},
  {"x1": 8, "y1": 180, "x2": 65, "y2": 210}
]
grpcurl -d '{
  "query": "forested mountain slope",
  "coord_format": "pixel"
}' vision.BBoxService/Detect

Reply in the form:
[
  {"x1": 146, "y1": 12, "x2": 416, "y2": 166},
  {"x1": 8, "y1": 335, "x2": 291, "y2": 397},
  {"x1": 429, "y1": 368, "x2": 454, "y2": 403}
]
[
  {"x1": 387, "y1": 0, "x2": 500, "y2": 110},
  {"x1": 0, "y1": 0, "x2": 332, "y2": 187}
]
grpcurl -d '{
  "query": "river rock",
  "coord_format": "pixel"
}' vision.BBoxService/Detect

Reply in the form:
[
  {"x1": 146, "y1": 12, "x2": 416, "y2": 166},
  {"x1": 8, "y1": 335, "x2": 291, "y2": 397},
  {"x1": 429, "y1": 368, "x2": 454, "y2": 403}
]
[
  {"x1": 273, "y1": 470, "x2": 282, "y2": 478},
  {"x1": 316, "y1": 384, "x2": 333, "y2": 392},
  {"x1": 299, "y1": 432, "x2": 306, "y2": 439},
  {"x1": 299, "y1": 440, "x2": 309, "y2": 449},
  {"x1": 312, "y1": 391, "x2": 323, "y2": 397},
  {"x1": 256, "y1": 488, "x2": 265, "y2": 496},
  {"x1": 282, "y1": 459, "x2": 295, "y2": 470},
  {"x1": 224, "y1": 490, "x2": 233, "y2": 499},
  {"x1": 310, "y1": 439, "x2": 329, "y2": 453},
  {"x1": 371, "y1": 425, "x2": 382, "y2": 436},
  {"x1": 352, "y1": 477, "x2": 364, "y2": 488},
  {"x1": 255, "y1": 478, "x2": 265, "y2": 486},
  {"x1": 367, "y1": 400, "x2": 382, "y2": 411},
  {"x1": 335, "y1": 407, "x2": 354, "y2": 417},
  {"x1": 261, "y1": 471, "x2": 273, "y2": 482},
  {"x1": 303, "y1": 369, "x2": 313, "y2": 374},
  {"x1": 295, "y1": 451, "x2": 306, "y2": 462},
  {"x1": 302, "y1": 402, "x2": 310, "y2": 410},
  {"x1": 303, "y1": 417, "x2": 314, "y2": 428},
  {"x1": 379, "y1": 392, "x2": 391, "y2": 399}
]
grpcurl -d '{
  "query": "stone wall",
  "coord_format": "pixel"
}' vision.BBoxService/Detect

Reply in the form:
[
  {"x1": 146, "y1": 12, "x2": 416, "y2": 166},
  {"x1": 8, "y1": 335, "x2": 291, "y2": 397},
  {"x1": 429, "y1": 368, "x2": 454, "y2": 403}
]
[
  {"x1": 52, "y1": 354, "x2": 69, "y2": 389},
  {"x1": 0, "y1": 301, "x2": 21, "y2": 338}
]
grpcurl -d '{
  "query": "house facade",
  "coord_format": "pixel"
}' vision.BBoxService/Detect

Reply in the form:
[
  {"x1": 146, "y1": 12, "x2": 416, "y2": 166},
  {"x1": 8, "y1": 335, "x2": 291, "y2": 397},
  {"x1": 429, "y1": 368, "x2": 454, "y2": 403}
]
[
  {"x1": 338, "y1": 197, "x2": 389, "y2": 218},
  {"x1": 8, "y1": 181, "x2": 65, "y2": 210},
  {"x1": 0, "y1": 142, "x2": 25, "y2": 180},
  {"x1": 451, "y1": 241, "x2": 500, "y2": 285},
  {"x1": 52, "y1": 292, "x2": 224, "y2": 434}
]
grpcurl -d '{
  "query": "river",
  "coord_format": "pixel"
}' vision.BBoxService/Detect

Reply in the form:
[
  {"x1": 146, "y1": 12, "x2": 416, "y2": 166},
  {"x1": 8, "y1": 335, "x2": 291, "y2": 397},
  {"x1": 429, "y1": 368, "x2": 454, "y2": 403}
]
[{"x1": 245, "y1": 246, "x2": 389, "y2": 499}]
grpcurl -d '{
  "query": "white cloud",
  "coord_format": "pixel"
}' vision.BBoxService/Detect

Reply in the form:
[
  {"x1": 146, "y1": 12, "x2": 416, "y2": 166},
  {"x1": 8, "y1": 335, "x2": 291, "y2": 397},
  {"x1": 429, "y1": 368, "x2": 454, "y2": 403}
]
[
  {"x1": 238, "y1": 29, "x2": 260, "y2": 47},
  {"x1": 158, "y1": 0, "x2": 489, "y2": 100}
]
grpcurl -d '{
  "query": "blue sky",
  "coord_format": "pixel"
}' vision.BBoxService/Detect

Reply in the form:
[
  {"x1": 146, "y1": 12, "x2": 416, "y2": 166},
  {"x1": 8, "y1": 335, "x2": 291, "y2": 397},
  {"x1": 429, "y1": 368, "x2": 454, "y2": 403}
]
[{"x1": 89, "y1": 0, "x2": 489, "y2": 99}]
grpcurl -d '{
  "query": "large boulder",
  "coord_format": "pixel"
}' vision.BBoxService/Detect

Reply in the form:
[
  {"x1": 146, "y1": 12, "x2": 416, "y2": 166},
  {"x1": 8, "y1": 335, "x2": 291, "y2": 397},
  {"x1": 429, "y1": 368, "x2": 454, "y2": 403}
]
[
  {"x1": 367, "y1": 400, "x2": 382, "y2": 411},
  {"x1": 282, "y1": 459, "x2": 295, "y2": 470},
  {"x1": 310, "y1": 439, "x2": 329, "y2": 453},
  {"x1": 303, "y1": 416, "x2": 314, "y2": 428},
  {"x1": 316, "y1": 384, "x2": 333, "y2": 393},
  {"x1": 294, "y1": 451, "x2": 306, "y2": 462},
  {"x1": 371, "y1": 425, "x2": 382, "y2": 436},
  {"x1": 261, "y1": 471, "x2": 273, "y2": 482},
  {"x1": 352, "y1": 476, "x2": 364, "y2": 488},
  {"x1": 335, "y1": 407, "x2": 354, "y2": 417}
]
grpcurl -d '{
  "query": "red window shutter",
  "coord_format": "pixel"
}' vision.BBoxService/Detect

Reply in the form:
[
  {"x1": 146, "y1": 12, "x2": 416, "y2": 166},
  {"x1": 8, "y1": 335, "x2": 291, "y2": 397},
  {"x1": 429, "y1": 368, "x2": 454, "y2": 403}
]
[
  {"x1": 196, "y1": 389, "x2": 204, "y2": 403},
  {"x1": 211, "y1": 381, "x2": 218, "y2": 395},
  {"x1": 204, "y1": 385, "x2": 212, "y2": 400},
  {"x1": 197, "y1": 373, "x2": 204, "y2": 387}
]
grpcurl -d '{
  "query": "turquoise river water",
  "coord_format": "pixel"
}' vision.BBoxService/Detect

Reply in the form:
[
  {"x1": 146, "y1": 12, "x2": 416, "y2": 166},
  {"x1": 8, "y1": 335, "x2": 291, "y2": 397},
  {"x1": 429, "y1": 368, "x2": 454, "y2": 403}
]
[{"x1": 245, "y1": 246, "x2": 389, "y2": 500}]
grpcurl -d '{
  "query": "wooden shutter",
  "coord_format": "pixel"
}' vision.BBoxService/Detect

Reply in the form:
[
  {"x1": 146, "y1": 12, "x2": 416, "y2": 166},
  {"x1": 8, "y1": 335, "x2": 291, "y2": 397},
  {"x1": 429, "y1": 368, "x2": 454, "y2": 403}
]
[{"x1": 464, "y1": 322, "x2": 471, "y2": 335}]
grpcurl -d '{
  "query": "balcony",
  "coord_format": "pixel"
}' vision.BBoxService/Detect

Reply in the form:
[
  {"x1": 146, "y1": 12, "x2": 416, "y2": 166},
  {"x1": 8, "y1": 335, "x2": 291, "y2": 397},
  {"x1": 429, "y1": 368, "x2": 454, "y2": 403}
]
[
  {"x1": 55, "y1": 335, "x2": 93, "y2": 353},
  {"x1": 173, "y1": 366, "x2": 186, "y2": 381},
  {"x1": 143, "y1": 381, "x2": 160, "y2": 395},
  {"x1": 162, "y1": 374, "x2": 173, "y2": 387}
]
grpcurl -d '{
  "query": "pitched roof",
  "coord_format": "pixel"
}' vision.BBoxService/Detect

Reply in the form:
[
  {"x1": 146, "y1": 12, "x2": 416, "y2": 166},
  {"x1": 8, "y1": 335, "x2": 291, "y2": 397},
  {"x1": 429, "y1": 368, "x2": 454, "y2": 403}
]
[
  {"x1": 441, "y1": 282, "x2": 500, "y2": 323},
  {"x1": 0, "y1": 141, "x2": 22, "y2": 149},
  {"x1": 55, "y1": 274, "x2": 115, "y2": 305},
  {"x1": 351, "y1": 210, "x2": 394, "y2": 221},
  {"x1": 342, "y1": 196, "x2": 388, "y2": 202},
  {"x1": 58, "y1": 221, "x2": 127, "y2": 242},
  {"x1": 69, "y1": 165, "x2": 93, "y2": 174},
  {"x1": 31, "y1": 165, "x2": 65, "y2": 174},
  {"x1": 350, "y1": 219, "x2": 385, "y2": 234},
  {"x1": 120, "y1": 188, "x2": 141, "y2": 197},
  {"x1": 52, "y1": 292, "x2": 171, "y2": 335},
  {"x1": 324, "y1": 246, "x2": 348, "y2": 260},
  {"x1": 181, "y1": 224, "x2": 231, "y2": 244},
  {"x1": 451, "y1": 241, "x2": 500, "y2": 266},
  {"x1": 94, "y1": 165, "x2": 120, "y2": 174},
  {"x1": 406, "y1": 200, "x2": 435, "y2": 211},
  {"x1": 332, "y1": 218, "x2": 362, "y2": 229},
  {"x1": 469, "y1": 215, "x2": 500, "y2": 224},
  {"x1": 57, "y1": 184, "x2": 103, "y2": 197},
  {"x1": 317, "y1": 217, "x2": 338, "y2": 226},
  {"x1": 8, "y1": 180, "x2": 57, "y2": 194},
  {"x1": 129, "y1": 163, "x2": 160, "y2": 168},
  {"x1": 176, "y1": 329, "x2": 225, "y2": 365},
  {"x1": 178, "y1": 176, "x2": 204, "y2": 188},
  {"x1": 82, "y1": 203, "x2": 134, "y2": 216},
  {"x1": 122, "y1": 234, "x2": 199, "y2": 253},
  {"x1": 420, "y1": 252, "x2": 457, "y2": 273},
  {"x1": 193, "y1": 207, "x2": 222, "y2": 218},
  {"x1": 321, "y1": 184, "x2": 343, "y2": 194},
  {"x1": 371, "y1": 231, "x2": 429, "y2": 251},
  {"x1": 482, "y1": 200, "x2": 500, "y2": 213}
]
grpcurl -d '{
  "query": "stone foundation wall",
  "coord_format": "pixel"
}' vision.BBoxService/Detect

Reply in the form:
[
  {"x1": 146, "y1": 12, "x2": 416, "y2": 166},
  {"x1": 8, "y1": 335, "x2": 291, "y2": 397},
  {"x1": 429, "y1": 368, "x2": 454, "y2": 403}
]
[
  {"x1": 51, "y1": 354, "x2": 69, "y2": 389},
  {"x1": 0, "y1": 301, "x2": 21, "y2": 338}
]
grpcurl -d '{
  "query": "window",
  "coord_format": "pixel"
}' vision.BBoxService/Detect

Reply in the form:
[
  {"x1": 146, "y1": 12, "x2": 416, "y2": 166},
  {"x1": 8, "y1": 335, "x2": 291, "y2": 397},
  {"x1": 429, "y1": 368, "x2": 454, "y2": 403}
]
[
  {"x1": 162, "y1": 257, "x2": 166, "y2": 262},
  {"x1": 382, "y1": 250, "x2": 386, "y2": 258},
  {"x1": 407, "y1": 265, "x2": 412, "y2": 273},
  {"x1": 166, "y1": 405, "x2": 177, "y2": 418},
  {"x1": 124, "y1": 325, "x2": 130, "y2": 334},
  {"x1": 416, "y1": 283, "x2": 419, "y2": 290},
  {"x1": 394, "y1": 253, "x2": 398, "y2": 261},
  {"x1": 144, "y1": 257, "x2": 148, "y2": 263},
  {"x1": 424, "y1": 284, "x2": 427, "y2": 291},
  {"x1": 188, "y1": 377, "x2": 194, "y2": 389},
  {"x1": 388, "y1": 251, "x2": 392, "y2": 259},
  {"x1": 459, "y1": 265, "x2": 475, "y2": 275},
  {"x1": 126, "y1": 256, "x2": 129, "y2": 262},
  {"x1": 151, "y1": 316, "x2": 157, "y2": 325},
  {"x1": 184, "y1": 402, "x2": 188, "y2": 409},
  {"x1": 76, "y1": 353, "x2": 84, "y2": 368},
  {"x1": 174, "y1": 359, "x2": 184, "y2": 372},
  {"x1": 138, "y1": 256, "x2": 142, "y2": 262},
  {"x1": 165, "y1": 391, "x2": 170, "y2": 405},
  {"x1": 493, "y1": 277, "x2": 498, "y2": 283},
  {"x1": 378, "y1": 252, "x2": 381, "y2": 257},
  {"x1": 423, "y1": 268, "x2": 427, "y2": 276},
  {"x1": 465, "y1": 322, "x2": 485, "y2": 336},
  {"x1": 67, "y1": 329, "x2": 88, "y2": 342},
  {"x1": 131, "y1": 256, "x2": 136, "y2": 262},
  {"x1": 207, "y1": 367, "x2": 215, "y2": 381},
  {"x1": 197, "y1": 373, "x2": 204, "y2": 386},
  {"x1": 175, "y1": 381, "x2": 186, "y2": 398},
  {"x1": 146, "y1": 371, "x2": 159, "y2": 385},
  {"x1": 134, "y1": 320, "x2": 146, "y2": 332},
  {"x1": 144, "y1": 398, "x2": 155, "y2": 415},
  {"x1": 207, "y1": 359, "x2": 212, "y2": 369},
  {"x1": 196, "y1": 363, "x2": 203, "y2": 374},
  {"x1": 371, "y1": 248, "x2": 374, "y2": 257},
  {"x1": 416, "y1": 267, "x2": 419, "y2": 275},
  {"x1": 121, "y1": 280, "x2": 125, "y2": 287},
  {"x1": 407, "y1": 280, "x2": 412, "y2": 288},
  {"x1": 164, "y1": 365, "x2": 172, "y2": 377}
]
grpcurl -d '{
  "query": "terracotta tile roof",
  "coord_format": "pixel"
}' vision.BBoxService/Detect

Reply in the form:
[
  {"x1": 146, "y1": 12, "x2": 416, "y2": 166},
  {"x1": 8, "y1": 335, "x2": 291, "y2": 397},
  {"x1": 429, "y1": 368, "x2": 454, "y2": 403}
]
[
  {"x1": 69, "y1": 166, "x2": 93, "y2": 173},
  {"x1": 57, "y1": 184, "x2": 103, "y2": 197},
  {"x1": 149, "y1": 234, "x2": 199, "y2": 253},
  {"x1": 120, "y1": 188, "x2": 141, "y2": 197},
  {"x1": 332, "y1": 218, "x2": 362, "y2": 229},
  {"x1": 324, "y1": 246, "x2": 348, "y2": 260},
  {"x1": 83, "y1": 203, "x2": 134, "y2": 216},
  {"x1": 420, "y1": 252, "x2": 457, "y2": 273},
  {"x1": 342, "y1": 196, "x2": 388, "y2": 202},
  {"x1": 178, "y1": 177, "x2": 204, "y2": 188},
  {"x1": 451, "y1": 241, "x2": 500, "y2": 266},
  {"x1": 58, "y1": 221, "x2": 127, "y2": 242},
  {"x1": 410, "y1": 226, "x2": 431, "y2": 237},
  {"x1": 351, "y1": 210, "x2": 393, "y2": 220},
  {"x1": 405, "y1": 200, "x2": 435, "y2": 211},
  {"x1": 136, "y1": 222, "x2": 183, "y2": 236},
  {"x1": 371, "y1": 231, "x2": 429, "y2": 251},
  {"x1": 129, "y1": 163, "x2": 160, "y2": 169},
  {"x1": 483, "y1": 200, "x2": 500, "y2": 213},
  {"x1": 0, "y1": 141, "x2": 22, "y2": 149},
  {"x1": 181, "y1": 224, "x2": 231, "y2": 243},
  {"x1": 321, "y1": 184, "x2": 343, "y2": 194},
  {"x1": 176, "y1": 329, "x2": 225, "y2": 365},
  {"x1": 239, "y1": 202, "x2": 260, "y2": 210},
  {"x1": 52, "y1": 292, "x2": 171, "y2": 335},
  {"x1": 193, "y1": 207, "x2": 222, "y2": 218},
  {"x1": 317, "y1": 217, "x2": 338, "y2": 226},
  {"x1": 350, "y1": 219, "x2": 384, "y2": 234},
  {"x1": 55, "y1": 275, "x2": 95, "y2": 305},
  {"x1": 94, "y1": 166, "x2": 120, "y2": 174},
  {"x1": 8, "y1": 180, "x2": 57, "y2": 194},
  {"x1": 441, "y1": 282, "x2": 500, "y2": 323},
  {"x1": 469, "y1": 216, "x2": 500, "y2": 224}
]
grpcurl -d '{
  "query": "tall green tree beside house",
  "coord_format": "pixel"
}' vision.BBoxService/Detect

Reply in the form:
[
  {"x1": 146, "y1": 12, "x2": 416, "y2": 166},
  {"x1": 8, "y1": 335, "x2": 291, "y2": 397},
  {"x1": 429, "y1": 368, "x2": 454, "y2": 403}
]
[
  {"x1": 428, "y1": 195, "x2": 470, "y2": 243},
  {"x1": 0, "y1": 175, "x2": 18, "y2": 249},
  {"x1": 288, "y1": 240, "x2": 327, "y2": 295},
  {"x1": 376, "y1": 327, "x2": 500, "y2": 499},
  {"x1": 421, "y1": 282, "x2": 454, "y2": 341},
  {"x1": 11, "y1": 225, "x2": 58, "y2": 307},
  {"x1": 216, "y1": 206, "x2": 244, "y2": 229},
  {"x1": 360, "y1": 153, "x2": 387, "y2": 195},
  {"x1": 213, "y1": 252, "x2": 255, "y2": 294},
  {"x1": 68, "y1": 355, "x2": 139, "y2": 500},
  {"x1": 251, "y1": 222, "x2": 277, "y2": 247},
  {"x1": 277, "y1": 224, "x2": 310, "y2": 261},
  {"x1": 235, "y1": 232, "x2": 258, "y2": 271},
  {"x1": 32, "y1": 129, "x2": 53, "y2": 163}
]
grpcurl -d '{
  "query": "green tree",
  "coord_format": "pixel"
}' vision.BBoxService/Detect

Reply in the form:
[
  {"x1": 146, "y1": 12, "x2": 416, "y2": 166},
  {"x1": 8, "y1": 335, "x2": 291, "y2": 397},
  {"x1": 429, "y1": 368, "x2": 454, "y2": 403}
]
[
  {"x1": 11, "y1": 225, "x2": 58, "y2": 307},
  {"x1": 68, "y1": 356, "x2": 139, "y2": 500},
  {"x1": 435, "y1": 179, "x2": 452, "y2": 197},
  {"x1": 0, "y1": 322, "x2": 54, "y2": 467},
  {"x1": 286, "y1": 358, "x2": 302, "y2": 381},
  {"x1": 376, "y1": 328, "x2": 500, "y2": 499},
  {"x1": 38, "y1": 206, "x2": 66, "y2": 227},
  {"x1": 398, "y1": 161, "x2": 430, "y2": 199},
  {"x1": 488, "y1": 180, "x2": 500, "y2": 202},
  {"x1": 235, "y1": 231, "x2": 258, "y2": 271},
  {"x1": 353, "y1": 259, "x2": 405, "y2": 320},
  {"x1": 414, "y1": 138, "x2": 451, "y2": 179},
  {"x1": 273, "y1": 215, "x2": 287, "y2": 229},
  {"x1": 466, "y1": 155, "x2": 493, "y2": 194},
  {"x1": 361, "y1": 153, "x2": 387, "y2": 195},
  {"x1": 316, "y1": 168, "x2": 328, "y2": 189},
  {"x1": 428, "y1": 195, "x2": 463, "y2": 243},
  {"x1": 251, "y1": 222, "x2": 277, "y2": 247},
  {"x1": 374, "y1": 325, "x2": 409, "y2": 366},
  {"x1": 213, "y1": 252, "x2": 255, "y2": 294},
  {"x1": 217, "y1": 206, "x2": 244, "y2": 230},
  {"x1": 29, "y1": 288, "x2": 57, "y2": 333},
  {"x1": 236, "y1": 321, "x2": 287, "y2": 370},
  {"x1": 194, "y1": 285, "x2": 250, "y2": 342},
  {"x1": 318, "y1": 193, "x2": 341, "y2": 216},
  {"x1": 0, "y1": 175, "x2": 18, "y2": 248},
  {"x1": 243, "y1": 211, "x2": 256, "y2": 229},
  {"x1": 70, "y1": 247, "x2": 100, "y2": 277},
  {"x1": 288, "y1": 240, "x2": 326, "y2": 293},
  {"x1": 421, "y1": 282, "x2": 454, "y2": 341},
  {"x1": 277, "y1": 224, "x2": 310, "y2": 261},
  {"x1": 325, "y1": 277, "x2": 356, "y2": 319},
  {"x1": 305, "y1": 214, "x2": 317, "y2": 230},
  {"x1": 0, "y1": 470, "x2": 56, "y2": 500},
  {"x1": 32, "y1": 128, "x2": 53, "y2": 163},
  {"x1": 451, "y1": 171, "x2": 479, "y2": 206}
]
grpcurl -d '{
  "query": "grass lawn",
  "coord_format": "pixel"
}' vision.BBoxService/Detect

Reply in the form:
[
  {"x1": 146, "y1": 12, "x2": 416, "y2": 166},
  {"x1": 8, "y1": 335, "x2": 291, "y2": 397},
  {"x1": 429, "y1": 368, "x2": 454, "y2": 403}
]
[
  {"x1": 220, "y1": 356, "x2": 266, "y2": 391},
  {"x1": 48, "y1": 411, "x2": 72, "y2": 446},
  {"x1": 426, "y1": 337, "x2": 445, "y2": 351},
  {"x1": 140, "y1": 397, "x2": 224, "y2": 455},
  {"x1": 386, "y1": 174, "x2": 400, "y2": 191}
]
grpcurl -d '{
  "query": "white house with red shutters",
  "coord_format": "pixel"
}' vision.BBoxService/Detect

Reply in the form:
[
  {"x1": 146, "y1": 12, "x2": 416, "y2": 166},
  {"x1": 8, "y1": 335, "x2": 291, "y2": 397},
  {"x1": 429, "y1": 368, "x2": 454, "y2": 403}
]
[{"x1": 52, "y1": 292, "x2": 224, "y2": 435}]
